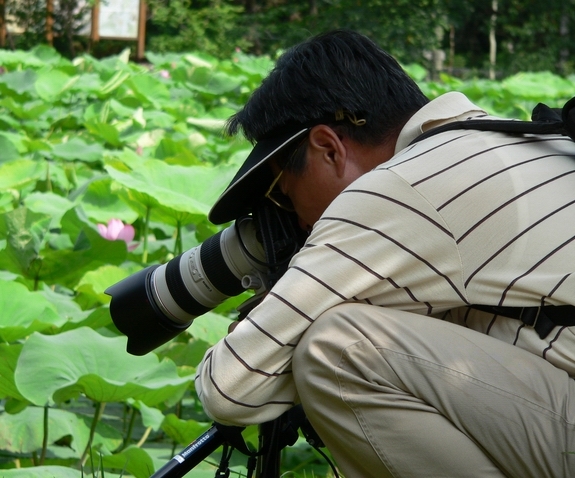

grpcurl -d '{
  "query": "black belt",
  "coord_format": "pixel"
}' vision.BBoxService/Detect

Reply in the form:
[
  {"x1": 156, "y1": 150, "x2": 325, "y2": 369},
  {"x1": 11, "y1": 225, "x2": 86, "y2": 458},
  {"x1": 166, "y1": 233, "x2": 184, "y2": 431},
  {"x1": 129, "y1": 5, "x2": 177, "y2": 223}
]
[{"x1": 470, "y1": 305, "x2": 575, "y2": 339}]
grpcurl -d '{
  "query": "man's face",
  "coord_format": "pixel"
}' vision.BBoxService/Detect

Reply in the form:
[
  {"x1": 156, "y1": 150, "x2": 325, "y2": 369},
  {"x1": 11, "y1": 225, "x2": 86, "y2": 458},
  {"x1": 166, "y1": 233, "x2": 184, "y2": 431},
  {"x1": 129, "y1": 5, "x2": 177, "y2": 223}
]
[
  {"x1": 268, "y1": 125, "x2": 366, "y2": 231},
  {"x1": 269, "y1": 160, "x2": 339, "y2": 231}
]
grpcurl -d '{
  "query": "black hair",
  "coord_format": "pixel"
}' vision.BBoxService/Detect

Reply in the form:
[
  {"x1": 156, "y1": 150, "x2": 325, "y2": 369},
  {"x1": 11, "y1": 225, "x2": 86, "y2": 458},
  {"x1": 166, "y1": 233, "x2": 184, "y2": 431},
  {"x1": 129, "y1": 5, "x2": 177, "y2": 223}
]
[{"x1": 225, "y1": 29, "x2": 429, "y2": 148}]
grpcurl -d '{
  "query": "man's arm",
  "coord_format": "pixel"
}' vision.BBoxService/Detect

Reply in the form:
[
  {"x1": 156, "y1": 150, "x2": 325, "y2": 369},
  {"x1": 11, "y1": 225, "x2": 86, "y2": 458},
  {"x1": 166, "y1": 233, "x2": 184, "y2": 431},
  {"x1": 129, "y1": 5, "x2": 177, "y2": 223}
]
[{"x1": 195, "y1": 168, "x2": 468, "y2": 425}]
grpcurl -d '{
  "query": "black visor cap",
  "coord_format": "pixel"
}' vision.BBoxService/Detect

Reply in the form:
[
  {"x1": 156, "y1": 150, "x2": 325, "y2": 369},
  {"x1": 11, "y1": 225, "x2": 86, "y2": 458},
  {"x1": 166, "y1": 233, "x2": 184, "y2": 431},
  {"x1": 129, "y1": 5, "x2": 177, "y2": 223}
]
[{"x1": 208, "y1": 126, "x2": 309, "y2": 224}]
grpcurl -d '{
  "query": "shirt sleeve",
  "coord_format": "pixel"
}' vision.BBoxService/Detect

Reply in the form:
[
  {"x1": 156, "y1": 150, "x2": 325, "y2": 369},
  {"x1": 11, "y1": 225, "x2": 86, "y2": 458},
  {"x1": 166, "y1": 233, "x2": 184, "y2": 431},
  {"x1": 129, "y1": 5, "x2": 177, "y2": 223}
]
[{"x1": 195, "y1": 168, "x2": 469, "y2": 425}]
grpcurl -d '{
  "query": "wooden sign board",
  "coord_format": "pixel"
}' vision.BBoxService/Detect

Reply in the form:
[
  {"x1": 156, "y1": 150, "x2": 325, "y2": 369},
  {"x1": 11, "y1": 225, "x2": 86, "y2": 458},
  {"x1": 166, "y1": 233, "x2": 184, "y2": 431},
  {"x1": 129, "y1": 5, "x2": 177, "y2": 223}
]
[
  {"x1": 93, "y1": 0, "x2": 141, "y2": 40},
  {"x1": 80, "y1": 0, "x2": 146, "y2": 58}
]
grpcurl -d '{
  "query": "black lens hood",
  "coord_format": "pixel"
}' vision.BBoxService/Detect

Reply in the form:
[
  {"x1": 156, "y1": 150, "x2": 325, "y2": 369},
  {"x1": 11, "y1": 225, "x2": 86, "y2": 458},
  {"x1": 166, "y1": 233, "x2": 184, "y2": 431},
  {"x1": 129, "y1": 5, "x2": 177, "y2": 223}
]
[{"x1": 106, "y1": 266, "x2": 191, "y2": 356}]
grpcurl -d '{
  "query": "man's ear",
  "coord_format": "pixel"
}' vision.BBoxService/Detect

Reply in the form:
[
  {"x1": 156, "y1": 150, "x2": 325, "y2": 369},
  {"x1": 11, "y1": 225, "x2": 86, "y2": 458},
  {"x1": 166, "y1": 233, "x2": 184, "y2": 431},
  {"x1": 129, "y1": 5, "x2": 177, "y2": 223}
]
[{"x1": 307, "y1": 124, "x2": 347, "y2": 177}]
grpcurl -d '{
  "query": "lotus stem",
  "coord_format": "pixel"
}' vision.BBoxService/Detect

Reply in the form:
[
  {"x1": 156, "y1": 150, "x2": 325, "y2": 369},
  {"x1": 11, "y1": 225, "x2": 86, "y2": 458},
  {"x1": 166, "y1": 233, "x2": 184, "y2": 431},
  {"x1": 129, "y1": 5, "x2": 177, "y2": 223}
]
[
  {"x1": 79, "y1": 401, "x2": 106, "y2": 467},
  {"x1": 175, "y1": 220, "x2": 182, "y2": 256},
  {"x1": 142, "y1": 205, "x2": 151, "y2": 264},
  {"x1": 39, "y1": 405, "x2": 49, "y2": 465},
  {"x1": 120, "y1": 406, "x2": 137, "y2": 451}
]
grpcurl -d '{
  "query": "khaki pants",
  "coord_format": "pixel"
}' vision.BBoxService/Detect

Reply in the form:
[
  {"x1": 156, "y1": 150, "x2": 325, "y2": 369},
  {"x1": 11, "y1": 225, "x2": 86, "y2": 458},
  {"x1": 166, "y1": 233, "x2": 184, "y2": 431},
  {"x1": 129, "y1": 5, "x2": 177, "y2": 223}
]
[{"x1": 293, "y1": 304, "x2": 575, "y2": 477}]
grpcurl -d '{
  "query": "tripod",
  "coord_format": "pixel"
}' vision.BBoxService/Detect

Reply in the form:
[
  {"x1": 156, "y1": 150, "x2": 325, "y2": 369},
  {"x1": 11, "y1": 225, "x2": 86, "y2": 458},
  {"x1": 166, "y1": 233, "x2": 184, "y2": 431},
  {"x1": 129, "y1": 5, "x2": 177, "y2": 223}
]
[{"x1": 149, "y1": 405, "x2": 337, "y2": 478}]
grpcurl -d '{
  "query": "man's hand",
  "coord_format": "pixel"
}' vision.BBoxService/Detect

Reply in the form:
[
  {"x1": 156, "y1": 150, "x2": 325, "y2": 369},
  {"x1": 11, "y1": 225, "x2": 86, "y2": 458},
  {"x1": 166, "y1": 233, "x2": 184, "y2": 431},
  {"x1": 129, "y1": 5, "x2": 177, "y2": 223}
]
[{"x1": 228, "y1": 320, "x2": 240, "y2": 334}]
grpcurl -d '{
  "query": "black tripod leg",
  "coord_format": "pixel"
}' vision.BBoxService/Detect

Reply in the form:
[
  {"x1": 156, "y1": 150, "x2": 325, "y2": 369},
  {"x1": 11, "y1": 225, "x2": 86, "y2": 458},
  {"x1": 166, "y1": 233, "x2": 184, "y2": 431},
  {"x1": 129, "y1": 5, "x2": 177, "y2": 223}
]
[
  {"x1": 256, "y1": 419, "x2": 282, "y2": 477},
  {"x1": 150, "y1": 426, "x2": 225, "y2": 478}
]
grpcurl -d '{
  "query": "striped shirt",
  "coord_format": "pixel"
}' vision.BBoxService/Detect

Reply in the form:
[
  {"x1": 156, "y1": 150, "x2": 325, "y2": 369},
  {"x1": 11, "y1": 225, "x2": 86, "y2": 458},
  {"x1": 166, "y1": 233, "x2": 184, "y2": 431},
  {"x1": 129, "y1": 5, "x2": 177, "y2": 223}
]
[{"x1": 195, "y1": 92, "x2": 575, "y2": 425}]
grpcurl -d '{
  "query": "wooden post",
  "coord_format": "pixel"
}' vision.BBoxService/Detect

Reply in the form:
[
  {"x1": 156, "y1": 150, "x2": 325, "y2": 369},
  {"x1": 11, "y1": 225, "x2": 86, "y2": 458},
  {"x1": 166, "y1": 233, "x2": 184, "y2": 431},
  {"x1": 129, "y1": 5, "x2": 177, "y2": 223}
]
[
  {"x1": 46, "y1": 0, "x2": 54, "y2": 45},
  {"x1": 136, "y1": 0, "x2": 146, "y2": 60},
  {"x1": 0, "y1": 0, "x2": 6, "y2": 48},
  {"x1": 91, "y1": 0, "x2": 100, "y2": 43}
]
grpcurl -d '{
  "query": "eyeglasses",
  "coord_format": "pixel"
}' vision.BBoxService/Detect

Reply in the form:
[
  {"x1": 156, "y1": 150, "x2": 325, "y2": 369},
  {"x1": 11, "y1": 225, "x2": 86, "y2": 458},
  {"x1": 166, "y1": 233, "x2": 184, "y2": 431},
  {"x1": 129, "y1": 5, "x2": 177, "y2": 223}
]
[
  {"x1": 264, "y1": 133, "x2": 308, "y2": 212},
  {"x1": 264, "y1": 169, "x2": 295, "y2": 212}
]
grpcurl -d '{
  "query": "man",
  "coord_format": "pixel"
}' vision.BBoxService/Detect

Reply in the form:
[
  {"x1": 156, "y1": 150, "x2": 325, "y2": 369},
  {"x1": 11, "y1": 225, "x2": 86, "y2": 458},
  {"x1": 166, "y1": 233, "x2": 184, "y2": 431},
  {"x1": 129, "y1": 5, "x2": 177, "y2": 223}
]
[{"x1": 195, "y1": 30, "x2": 575, "y2": 477}]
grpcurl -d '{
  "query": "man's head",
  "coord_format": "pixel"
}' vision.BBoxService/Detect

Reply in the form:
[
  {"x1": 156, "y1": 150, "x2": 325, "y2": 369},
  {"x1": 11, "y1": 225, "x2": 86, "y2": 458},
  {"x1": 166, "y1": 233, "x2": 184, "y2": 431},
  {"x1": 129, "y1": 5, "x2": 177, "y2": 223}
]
[{"x1": 209, "y1": 29, "x2": 429, "y2": 225}]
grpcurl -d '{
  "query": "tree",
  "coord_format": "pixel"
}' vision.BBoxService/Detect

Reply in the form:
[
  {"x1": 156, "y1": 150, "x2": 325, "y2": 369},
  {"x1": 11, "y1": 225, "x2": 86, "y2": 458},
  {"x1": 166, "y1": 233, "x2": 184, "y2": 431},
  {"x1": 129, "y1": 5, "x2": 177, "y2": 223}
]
[{"x1": 2, "y1": 0, "x2": 574, "y2": 78}]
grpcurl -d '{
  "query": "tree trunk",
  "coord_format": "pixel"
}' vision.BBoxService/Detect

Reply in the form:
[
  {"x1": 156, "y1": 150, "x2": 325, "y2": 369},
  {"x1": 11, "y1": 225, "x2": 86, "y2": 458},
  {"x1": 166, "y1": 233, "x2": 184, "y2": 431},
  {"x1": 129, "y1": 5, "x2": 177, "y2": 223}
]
[
  {"x1": 0, "y1": 0, "x2": 5, "y2": 48},
  {"x1": 559, "y1": 9, "x2": 569, "y2": 75},
  {"x1": 46, "y1": 0, "x2": 54, "y2": 46},
  {"x1": 448, "y1": 24, "x2": 455, "y2": 75},
  {"x1": 245, "y1": 0, "x2": 256, "y2": 14},
  {"x1": 489, "y1": 0, "x2": 497, "y2": 80},
  {"x1": 309, "y1": 0, "x2": 317, "y2": 16}
]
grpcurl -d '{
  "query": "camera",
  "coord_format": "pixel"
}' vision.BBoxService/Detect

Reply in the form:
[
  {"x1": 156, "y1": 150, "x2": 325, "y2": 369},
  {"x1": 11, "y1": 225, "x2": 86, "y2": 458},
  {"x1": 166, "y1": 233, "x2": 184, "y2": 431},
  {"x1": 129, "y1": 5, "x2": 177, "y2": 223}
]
[{"x1": 106, "y1": 204, "x2": 304, "y2": 356}]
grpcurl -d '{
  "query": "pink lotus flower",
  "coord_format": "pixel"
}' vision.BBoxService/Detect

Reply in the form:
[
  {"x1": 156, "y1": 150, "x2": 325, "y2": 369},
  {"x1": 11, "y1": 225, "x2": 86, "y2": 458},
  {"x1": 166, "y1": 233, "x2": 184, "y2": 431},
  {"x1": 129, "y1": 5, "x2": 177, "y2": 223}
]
[
  {"x1": 159, "y1": 69, "x2": 170, "y2": 79},
  {"x1": 97, "y1": 219, "x2": 138, "y2": 251}
]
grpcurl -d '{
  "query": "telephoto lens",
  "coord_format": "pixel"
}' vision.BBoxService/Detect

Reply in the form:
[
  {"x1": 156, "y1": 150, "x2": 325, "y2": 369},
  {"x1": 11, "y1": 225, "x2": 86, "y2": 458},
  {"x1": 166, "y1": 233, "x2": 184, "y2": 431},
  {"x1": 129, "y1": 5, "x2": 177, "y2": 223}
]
[{"x1": 106, "y1": 217, "x2": 267, "y2": 355}]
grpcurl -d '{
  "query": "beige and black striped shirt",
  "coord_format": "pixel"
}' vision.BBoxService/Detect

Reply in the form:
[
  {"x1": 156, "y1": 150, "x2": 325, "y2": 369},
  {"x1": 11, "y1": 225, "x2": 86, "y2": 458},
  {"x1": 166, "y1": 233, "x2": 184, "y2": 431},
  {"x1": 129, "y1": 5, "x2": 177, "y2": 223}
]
[{"x1": 196, "y1": 92, "x2": 575, "y2": 425}]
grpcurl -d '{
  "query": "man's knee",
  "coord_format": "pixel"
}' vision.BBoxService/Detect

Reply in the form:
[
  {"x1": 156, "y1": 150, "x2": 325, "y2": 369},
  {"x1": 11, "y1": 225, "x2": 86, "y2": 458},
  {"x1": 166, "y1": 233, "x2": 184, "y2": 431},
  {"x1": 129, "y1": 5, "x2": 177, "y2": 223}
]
[
  {"x1": 294, "y1": 303, "x2": 360, "y2": 357},
  {"x1": 293, "y1": 303, "x2": 380, "y2": 393},
  {"x1": 292, "y1": 304, "x2": 442, "y2": 396}
]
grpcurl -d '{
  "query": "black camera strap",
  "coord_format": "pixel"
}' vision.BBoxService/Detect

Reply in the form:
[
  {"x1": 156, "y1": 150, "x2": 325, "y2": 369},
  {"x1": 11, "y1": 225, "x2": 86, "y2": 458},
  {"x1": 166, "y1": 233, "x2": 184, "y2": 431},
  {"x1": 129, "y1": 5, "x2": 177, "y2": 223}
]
[
  {"x1": 409, "y1": 96, "x2": 575, "y2": 146},
  {"x1": 410, "y1": 96, "x2": 575, "y2": 338}
]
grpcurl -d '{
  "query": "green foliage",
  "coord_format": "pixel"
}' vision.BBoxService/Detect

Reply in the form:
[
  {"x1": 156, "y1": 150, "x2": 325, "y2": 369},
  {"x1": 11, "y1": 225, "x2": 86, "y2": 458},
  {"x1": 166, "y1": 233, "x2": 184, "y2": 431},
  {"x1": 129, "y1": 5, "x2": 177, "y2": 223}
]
[
  {"x1": 246, "y1": 0, "x2": 449, "y2": 62},
  {"x1": 0, "y1": 44, "x2": 573, "y2": 477},
  {"x1": 3, "y1": 0, "x2": 575, "y2": 78},
  {"x1": 5, "y1": 0, "x2": 92, "y2": 56},
  {"x1": 146, "y1": 0, "x2": 252, "y2": 57}
]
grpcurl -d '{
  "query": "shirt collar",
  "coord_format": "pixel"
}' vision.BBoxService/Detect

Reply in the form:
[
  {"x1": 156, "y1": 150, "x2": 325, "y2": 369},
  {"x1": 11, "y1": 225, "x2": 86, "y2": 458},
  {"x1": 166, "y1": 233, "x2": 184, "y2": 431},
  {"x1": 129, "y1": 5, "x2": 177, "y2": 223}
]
[{"x1": 395, "y1": 92, "x2": 487, "y2": 153}]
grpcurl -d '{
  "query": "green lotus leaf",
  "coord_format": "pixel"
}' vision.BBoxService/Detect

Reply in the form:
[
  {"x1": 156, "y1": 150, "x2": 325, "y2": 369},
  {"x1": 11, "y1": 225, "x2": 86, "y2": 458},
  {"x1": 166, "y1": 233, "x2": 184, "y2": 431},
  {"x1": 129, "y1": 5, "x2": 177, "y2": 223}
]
[
  {"x1": 23, "y1": 191, "x2": 76, "y2": 228},
  {"x1": 0, "y1": 134, "x2": 21, "y2": 163},
  {"x1": 15, "y1": 327, "x2": 192, "y2": 406},
  {"x1": 76, "y1": 264, "x2": 140, "y2": 305},
  {"x1": 59, "y1": 306, "x2": 111, "y2": 333},
  {"x1": 38, "y1": 284, "x2": 92, "y2": 323},
  {"x1": 0, "y1": 207, "x2": 130, "y2": 290},
  {"x1": 0, "y1": 280, "x2": 64, "y2": 343},
  {"x1": 232, "y1": 51, "x2": 273, "y2": 79},
  {"x1": 0, "y1": 343, "x2": 24, "y2": 400},
  {"x1": 101, "y1": 445, "x2": 156, "y2": 478},
  {"x1": 35, "y1": 210, "x2": 128, "y2": 286},
  {"x1": 145, "y1": 51, "x2": 184, "y2": 68},
  {"x1": 125, "y1": 74, "x2": 170, "y2": 106},
  {"x1": 0, "y1": 131, "x2": 27, "y2": 154},
  {"x1": 0, "y1": 159, "x2": 47, "y2": 191},
  {"x1": 161, "y1": 413, "x2": 212, "y2": 445},
  {"x1": 0, "y1": 49, "x2": 46, "y2": 68},
  {"x1": 0, "y1": 96, "x2": 52, "y2": 120},
  {"x1": 97, "y1": 70, "x2": 132, "y2": 97},
  {"x1": 502, "y1": 71, "x2": 575, "y2": 101},
  {"x1": 154, "y1": 137, "x2": 200, "y2": 166},
  {"x1": 78, "y1": 177, "x2": 139, "y2": 224},
  {"x1": 51, "y1": 137, "x2": 106, "y2": 163},
  {"x1": 187, "y1": 67, "x2": 242, "y2": 96},
  {"x1": 128, "y1": 399, "x2": 165, "y2": 430},
  {"x1": 30, "y1": 44, "x2": 67, "y2": 65},
  {"x1": 105, "y1": 158, "x2": 236, "y2": 219},
  {"x1": 183, "y1": 53, "x2": 214, "y2": 68},
  {"x1": 0, "y1": 69, "x2": 37, "y2": 96},
  {"x1": 0, "y1": 207, "x2": 51, "y2": 274},
  {"x1": 0, "y1": 466, "x2": 82, "y2": 477},
  {"x1": 186, "y1": 116, "x2": 226, "y2": 133},
  {"x1": 35, "y1": 68, "x2": 79, "y2": 101},
  {"x1": 116, "y1": 187, "x2": 161, "y2": 219},
  {"x1": 0, "y1": 406, "x2": 121, "y2": 456},
  {"x1": 160, "y1": 337, "x2": 210, "y2": 369},
  {"x1": 69, "y1": 72, "x2": 104, "y2": 95},
  {"x1": 84, "y1": 120, "x2": 123, "y2": 148},
  {"x1": 188, "y1": 311, "x2": 232, "y2": 347}
]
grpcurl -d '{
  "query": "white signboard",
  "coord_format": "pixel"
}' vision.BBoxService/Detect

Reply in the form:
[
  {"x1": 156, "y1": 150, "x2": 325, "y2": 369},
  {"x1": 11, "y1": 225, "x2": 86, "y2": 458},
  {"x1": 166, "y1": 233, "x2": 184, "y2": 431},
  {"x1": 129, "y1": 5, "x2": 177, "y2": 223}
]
[{"x1": 98, "y1": 0, "x2": 141, "y2": 39}]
